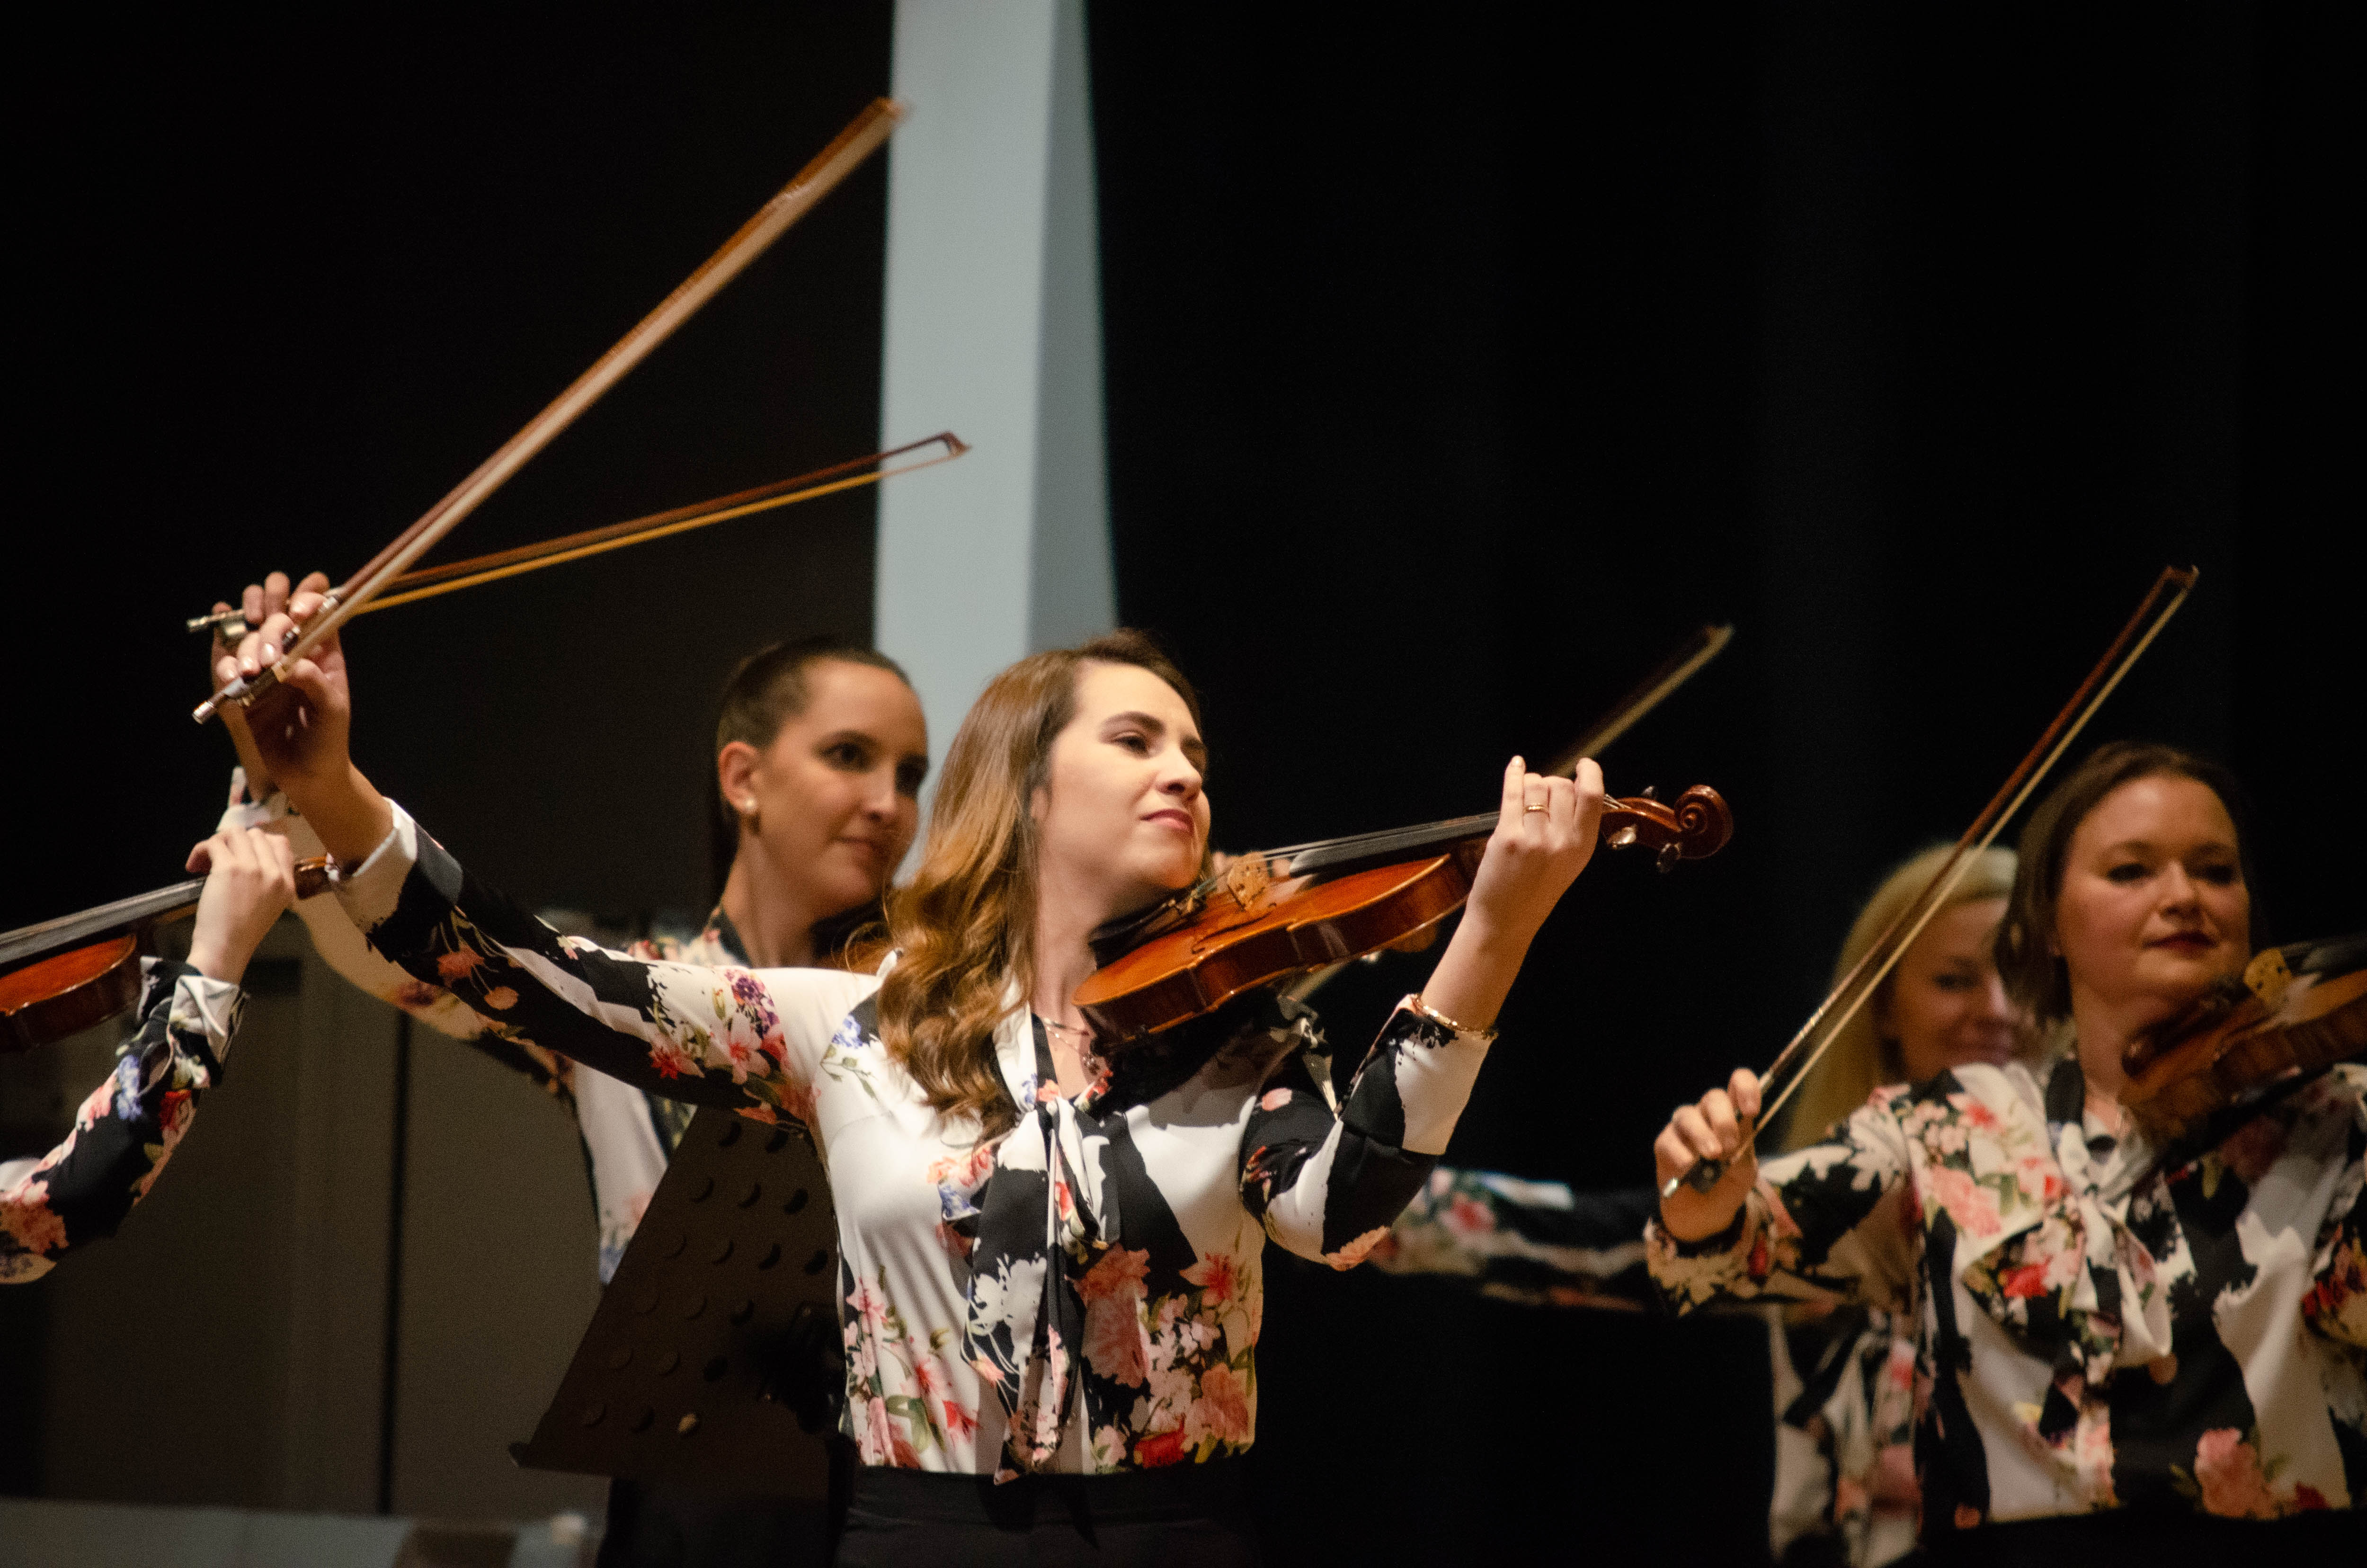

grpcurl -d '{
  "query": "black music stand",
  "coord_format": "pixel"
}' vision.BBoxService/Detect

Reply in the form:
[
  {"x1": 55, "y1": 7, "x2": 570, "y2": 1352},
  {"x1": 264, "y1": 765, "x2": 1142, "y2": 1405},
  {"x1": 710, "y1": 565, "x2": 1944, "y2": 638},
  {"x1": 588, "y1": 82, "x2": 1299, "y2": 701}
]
[{"x1": 510, "y1": 1107, "x2": 842, "y2": 1498}]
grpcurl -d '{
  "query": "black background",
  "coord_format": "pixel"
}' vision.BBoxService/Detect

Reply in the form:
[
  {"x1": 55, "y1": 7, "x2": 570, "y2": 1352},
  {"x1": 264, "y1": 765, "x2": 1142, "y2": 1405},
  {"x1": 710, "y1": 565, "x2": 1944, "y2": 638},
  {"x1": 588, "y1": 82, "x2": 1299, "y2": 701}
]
[{"x1": 6, "y1": 5, "x2": 2354, "y2": 1560}]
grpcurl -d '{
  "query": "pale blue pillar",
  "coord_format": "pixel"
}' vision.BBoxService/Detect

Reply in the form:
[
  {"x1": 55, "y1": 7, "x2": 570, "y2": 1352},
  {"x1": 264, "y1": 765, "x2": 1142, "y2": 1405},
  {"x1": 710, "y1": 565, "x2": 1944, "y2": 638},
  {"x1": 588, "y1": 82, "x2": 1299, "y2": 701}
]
[{"x1": 876, "y1": 0, "x2": 1114, "y2": 783}]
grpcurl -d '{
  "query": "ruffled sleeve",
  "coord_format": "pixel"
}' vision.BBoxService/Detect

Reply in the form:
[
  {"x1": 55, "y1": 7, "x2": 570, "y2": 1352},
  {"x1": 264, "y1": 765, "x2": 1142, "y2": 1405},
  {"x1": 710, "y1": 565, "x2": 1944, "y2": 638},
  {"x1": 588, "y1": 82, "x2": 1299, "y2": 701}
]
[{"x1": 331, "y1": 800, "x2": 869, "y2": 1130}]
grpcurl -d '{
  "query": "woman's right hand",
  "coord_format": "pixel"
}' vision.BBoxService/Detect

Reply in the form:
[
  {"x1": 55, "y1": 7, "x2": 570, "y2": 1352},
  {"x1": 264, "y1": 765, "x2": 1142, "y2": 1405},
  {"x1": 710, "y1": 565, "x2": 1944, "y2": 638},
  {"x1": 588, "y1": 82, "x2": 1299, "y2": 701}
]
[
  {"x1": 1654, "y1": 1067, "x2": 1762, "y2": 1241},
  {"x1": 212, "y1": 570, "x2": 391, "y2": 862},
  {"x1": 210, "y1": 570, "x2": 330, "y2": 800}
]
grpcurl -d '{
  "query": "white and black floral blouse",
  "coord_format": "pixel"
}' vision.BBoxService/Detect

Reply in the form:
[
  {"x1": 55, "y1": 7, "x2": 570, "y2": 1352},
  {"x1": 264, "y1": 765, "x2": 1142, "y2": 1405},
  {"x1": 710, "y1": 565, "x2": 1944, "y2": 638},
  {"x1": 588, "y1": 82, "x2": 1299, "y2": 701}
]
[
  {"x1": 1649, "y1": 1056, "x2": 2367, "y2": 1531},
  {"x1": 1, "y1": 959, "x2": 247, "y2": 1283},
  {"x1": 330, "y1": 803, "x2": 1495, "y2": 1477},
  {"x1": 1369, "y1": 1167, "x2": 1656, "y2": 1307},
  {"x1": 228, "y1": 772, "x2": 711, "y2": 1283}
]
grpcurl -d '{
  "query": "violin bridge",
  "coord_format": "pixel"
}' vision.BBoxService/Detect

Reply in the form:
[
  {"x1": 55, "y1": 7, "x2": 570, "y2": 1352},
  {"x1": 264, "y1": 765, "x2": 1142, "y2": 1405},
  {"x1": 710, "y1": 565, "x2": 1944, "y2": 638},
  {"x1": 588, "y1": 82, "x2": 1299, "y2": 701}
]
[
  {"x1": 2244, "y1": 947, "x2": 2293, "y2": 1009},
  {"x1": 1225, "y1": 855, "x2": 1272, "y2": 910}
]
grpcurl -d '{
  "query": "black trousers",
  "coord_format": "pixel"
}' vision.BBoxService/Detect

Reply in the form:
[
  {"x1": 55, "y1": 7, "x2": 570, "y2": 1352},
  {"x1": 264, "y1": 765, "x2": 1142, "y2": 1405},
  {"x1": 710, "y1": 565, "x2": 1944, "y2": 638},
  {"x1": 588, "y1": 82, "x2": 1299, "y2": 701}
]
[
  {"x1": 1908, "y1": 1508, "x2": 2365, "y2": 1567},
  {"x1": 596, "y1": 1478, "x2": 832, "y2": 1568},
  {"x1": 835, "y1": 1461, "x2": 1260, "y2": 1568}
]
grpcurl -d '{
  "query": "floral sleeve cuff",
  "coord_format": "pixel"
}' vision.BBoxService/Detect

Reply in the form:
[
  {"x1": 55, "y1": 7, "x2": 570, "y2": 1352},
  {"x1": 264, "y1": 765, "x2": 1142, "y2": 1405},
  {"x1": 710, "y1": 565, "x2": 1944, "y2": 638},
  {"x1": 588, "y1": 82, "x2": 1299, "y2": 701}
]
[
  {"x1": 157, "y1": 961, "x2": 247, "y2": 1066},
  {"x1": 216, "y1": 766, "x2": 285, "y2": 832},
  {"x1": 331, "y1": 801, "x2": 428, "y2": 932},
  {"x1": 1646, "y1": 1190, "x2": 1772, "y2": 1311}
]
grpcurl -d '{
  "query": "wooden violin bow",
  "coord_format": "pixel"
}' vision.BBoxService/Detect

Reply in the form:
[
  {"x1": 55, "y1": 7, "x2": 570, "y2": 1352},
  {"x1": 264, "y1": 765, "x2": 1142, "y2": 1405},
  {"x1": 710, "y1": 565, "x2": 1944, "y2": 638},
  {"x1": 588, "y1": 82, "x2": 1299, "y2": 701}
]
[
  {"x1": 197, "y1": 97, "x2": 903, "y2": 723},
  {"x1": 1547, "y1": 624, "x2": 1732, "y2": 776},
  {"x1": 188, "y1": 432, "x2": 966, "y2": 641},
  {"x1": 1662, "y1": 565, "x2": 2200, "y2": 1198}
]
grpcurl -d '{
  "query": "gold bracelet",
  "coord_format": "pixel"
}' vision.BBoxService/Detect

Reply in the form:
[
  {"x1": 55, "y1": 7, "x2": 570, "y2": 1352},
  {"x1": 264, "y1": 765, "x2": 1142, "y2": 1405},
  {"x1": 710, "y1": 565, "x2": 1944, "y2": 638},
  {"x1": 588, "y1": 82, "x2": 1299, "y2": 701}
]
[{"x1": 1404, "y1": 993, "x2": 1496, "y2": 1041}]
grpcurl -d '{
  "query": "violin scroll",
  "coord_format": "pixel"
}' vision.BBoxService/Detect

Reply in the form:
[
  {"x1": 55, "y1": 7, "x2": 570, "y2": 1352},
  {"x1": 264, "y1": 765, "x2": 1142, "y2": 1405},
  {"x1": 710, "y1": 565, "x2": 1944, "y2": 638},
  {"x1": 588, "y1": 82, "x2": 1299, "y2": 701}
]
[{"x1": 1598, "y1": 785, "x2": 1733, "y2": 871}]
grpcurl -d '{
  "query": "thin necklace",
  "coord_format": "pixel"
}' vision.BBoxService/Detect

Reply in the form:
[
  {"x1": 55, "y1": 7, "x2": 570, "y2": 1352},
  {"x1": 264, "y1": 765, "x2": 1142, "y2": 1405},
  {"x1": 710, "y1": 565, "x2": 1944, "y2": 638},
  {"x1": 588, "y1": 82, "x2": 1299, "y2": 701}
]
[{"x1": 1035, "y1": 1013, "x2": 1095, "y2": 1041}]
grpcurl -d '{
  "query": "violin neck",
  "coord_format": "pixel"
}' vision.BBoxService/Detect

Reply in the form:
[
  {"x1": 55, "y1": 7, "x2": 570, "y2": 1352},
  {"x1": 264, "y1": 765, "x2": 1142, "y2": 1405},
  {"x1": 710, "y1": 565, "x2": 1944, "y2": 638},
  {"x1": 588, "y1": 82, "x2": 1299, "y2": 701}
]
[
  {"x1": 0, "y1": 880, "x2": 205, "y2": 971},
  {"x1": 1282, "y1": 814, "x2": 1496, "y2": 880}
]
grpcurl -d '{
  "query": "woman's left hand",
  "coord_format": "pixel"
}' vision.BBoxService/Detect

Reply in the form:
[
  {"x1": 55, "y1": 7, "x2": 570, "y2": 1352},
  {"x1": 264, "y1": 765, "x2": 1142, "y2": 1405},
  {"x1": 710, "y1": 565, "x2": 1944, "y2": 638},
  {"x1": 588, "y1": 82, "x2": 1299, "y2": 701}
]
[
  {"x1": 1463, "y1": 755, "x2": 1605, "y2": 941},
  {"x1": 1415, "y1": 757, "x2": 1604, "y2": 1033}
]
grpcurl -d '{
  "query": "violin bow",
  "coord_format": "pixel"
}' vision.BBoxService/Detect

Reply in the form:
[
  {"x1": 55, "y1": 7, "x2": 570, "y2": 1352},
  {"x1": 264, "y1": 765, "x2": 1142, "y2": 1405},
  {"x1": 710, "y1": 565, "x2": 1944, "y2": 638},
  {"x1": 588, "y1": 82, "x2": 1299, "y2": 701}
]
[
  {"x1": 1271, "y1": 624, "x2": 1733, "y2": 1006},
  {"x1": 1548, "y1": 624, "x2": 1732, "y2": 776},
  {"x1": 1662, "y1": 564, "x2": 2200, "y2": 1199},
  {"x1": 187, "y1": 433, "x2": 966, "y2": 635},
  {"x1": 196, "y1": 97, "x2": 903, "y2": 724}
]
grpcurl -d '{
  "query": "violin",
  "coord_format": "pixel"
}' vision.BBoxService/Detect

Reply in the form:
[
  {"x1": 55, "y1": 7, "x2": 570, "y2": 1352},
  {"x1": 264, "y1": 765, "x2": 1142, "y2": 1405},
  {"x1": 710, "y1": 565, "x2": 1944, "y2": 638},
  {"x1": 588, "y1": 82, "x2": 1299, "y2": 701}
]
[
  {"x1": 2119, "y1": 931, "x2": 2367, "y2": 1141},
  {"x1": 0, "y1": 859, "x2": 330, "y2": 1052},
  {"x1": 1076, "y1": 785, "x2": 1732, "y2": 1038}
]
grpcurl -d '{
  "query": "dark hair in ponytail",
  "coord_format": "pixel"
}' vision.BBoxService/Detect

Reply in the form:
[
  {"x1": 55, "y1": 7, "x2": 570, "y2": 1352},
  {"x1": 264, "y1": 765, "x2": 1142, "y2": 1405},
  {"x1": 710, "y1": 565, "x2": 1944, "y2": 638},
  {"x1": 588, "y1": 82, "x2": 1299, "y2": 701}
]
[{"x1": 708, "y1": 636, "x2": 914, "y2": 915}]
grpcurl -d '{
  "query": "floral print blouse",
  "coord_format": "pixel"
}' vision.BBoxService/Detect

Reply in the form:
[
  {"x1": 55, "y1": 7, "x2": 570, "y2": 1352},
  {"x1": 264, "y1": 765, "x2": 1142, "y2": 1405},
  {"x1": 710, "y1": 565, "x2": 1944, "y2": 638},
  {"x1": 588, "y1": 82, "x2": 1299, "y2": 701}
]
[
  {"x1": 329, "y1": 803, "x2": 1495, "y2": 1477},
  {"x1": 1648, "y1": 1056, "x2": 2367, "y2": 1532},
  {"x1": 1368, "y1": 1167, "x2": 1656, "y2": 1307},
  {"x1": 1, "y1": 959, "x2": 247, "y2": 1283},
  {"x1": 226, "y1": 773, "x2": 702, "y2": 1283}
]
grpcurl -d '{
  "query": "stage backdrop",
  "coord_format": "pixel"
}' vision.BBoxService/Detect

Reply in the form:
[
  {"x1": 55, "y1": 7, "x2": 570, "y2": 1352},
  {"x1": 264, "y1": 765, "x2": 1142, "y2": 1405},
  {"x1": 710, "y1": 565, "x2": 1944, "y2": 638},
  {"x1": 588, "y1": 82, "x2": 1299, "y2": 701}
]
[{"x1": 0, "y1": 5, "x2": 2349, "y2": 1562}]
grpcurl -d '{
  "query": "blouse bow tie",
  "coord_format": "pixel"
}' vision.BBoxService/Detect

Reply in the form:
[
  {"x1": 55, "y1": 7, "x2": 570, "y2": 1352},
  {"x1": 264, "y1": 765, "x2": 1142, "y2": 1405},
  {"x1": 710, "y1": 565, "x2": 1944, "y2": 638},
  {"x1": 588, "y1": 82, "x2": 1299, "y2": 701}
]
[{"x1": 952, "y1": 1017, "x2": 1122, "y2": 1477}]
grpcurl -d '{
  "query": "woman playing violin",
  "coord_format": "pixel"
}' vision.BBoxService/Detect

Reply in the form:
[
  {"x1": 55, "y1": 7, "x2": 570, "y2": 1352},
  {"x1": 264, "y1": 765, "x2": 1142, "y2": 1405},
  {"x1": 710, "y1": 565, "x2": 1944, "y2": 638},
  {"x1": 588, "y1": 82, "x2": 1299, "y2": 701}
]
[
  {"x1": 219, "y1": 583, "x2": 1603, "y2": 1564},
  {"x1": 1653, "y1": 741, "x2": 2366, "y2": 1559}
]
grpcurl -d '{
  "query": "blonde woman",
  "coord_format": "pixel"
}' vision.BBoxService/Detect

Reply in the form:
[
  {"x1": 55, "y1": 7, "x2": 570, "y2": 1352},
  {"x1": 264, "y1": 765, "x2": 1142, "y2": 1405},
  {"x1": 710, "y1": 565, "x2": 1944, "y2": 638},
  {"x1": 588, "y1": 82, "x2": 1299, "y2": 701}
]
[
  {"x1": 219, "y1": 586, "x2": 1604, "y2": 1565},
  {"x1": 1770, "y1": 843, "x2": 2022, "y2": 1567},
  {"x1": 1779, "y1": 843, "x2": 2027, "y2": 1156}
]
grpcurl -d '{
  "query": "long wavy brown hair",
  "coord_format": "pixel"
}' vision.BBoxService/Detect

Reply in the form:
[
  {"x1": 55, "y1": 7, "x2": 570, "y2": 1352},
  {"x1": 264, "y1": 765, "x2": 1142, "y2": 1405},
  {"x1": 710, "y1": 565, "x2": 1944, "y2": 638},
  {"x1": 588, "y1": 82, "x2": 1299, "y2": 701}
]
[{"x1": 875, "y1": 630, "x2": 1202, "y2": 1136}]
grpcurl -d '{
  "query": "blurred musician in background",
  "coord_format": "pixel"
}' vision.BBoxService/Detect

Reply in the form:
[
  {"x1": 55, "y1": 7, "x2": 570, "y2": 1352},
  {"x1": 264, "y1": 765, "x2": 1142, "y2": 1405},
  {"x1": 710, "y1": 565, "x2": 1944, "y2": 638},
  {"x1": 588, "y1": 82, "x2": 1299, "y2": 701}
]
[
  {"x1": 3, "y1": 827, "x2": 296, "y2": 1281},
  {"x1": 1372, "y1": 842, "x2": 2027, "y2": 1566},
  {"x1": 208, "y1": 571, "x2": 927, "y2": 1568},
  {"x1": 1651, "y1": 743, "x2": 2366, "y2": 1560}
]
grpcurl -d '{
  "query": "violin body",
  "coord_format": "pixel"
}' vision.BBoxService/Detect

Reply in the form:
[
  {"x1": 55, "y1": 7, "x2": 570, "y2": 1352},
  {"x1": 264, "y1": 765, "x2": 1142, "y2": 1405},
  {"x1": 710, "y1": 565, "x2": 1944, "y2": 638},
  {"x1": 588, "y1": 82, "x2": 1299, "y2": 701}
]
[
  {"x1": 0, "y1": 858, "x2": 331, "y2": 1053},
  {"x1": 2121, "y1": 932, "x2": 2367, "y2": 1140},
  {"x1": 1077, "y1": 788, "x2": 1731, "y2": 1038},
  {"x1": 0, "y1": 937, "x2": 146, "y2": 1053}
]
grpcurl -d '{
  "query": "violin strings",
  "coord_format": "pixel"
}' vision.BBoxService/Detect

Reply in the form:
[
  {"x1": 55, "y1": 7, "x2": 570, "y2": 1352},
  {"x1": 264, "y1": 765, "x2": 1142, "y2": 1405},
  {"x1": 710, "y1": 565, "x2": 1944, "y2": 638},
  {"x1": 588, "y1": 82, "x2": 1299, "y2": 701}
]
[{"x1": 1204, "y1": 629, "x2": 1736, "y2": 903}]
